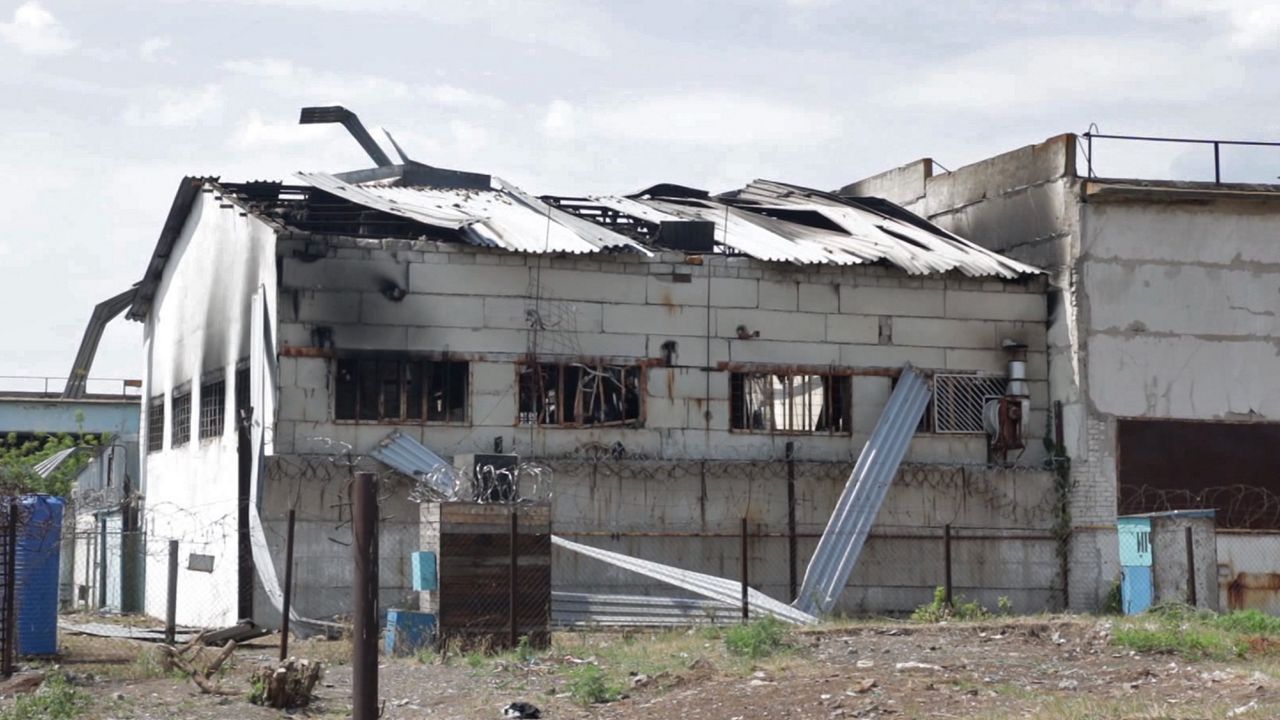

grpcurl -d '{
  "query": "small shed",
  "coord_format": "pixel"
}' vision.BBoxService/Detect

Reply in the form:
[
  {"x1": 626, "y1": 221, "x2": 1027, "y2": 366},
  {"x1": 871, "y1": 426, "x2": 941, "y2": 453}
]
[
  {"x1": 418, "y1": 502, "x2": 551, "y2": 649},
  {"x1": 1117, "y1": 509, "x2": 1217, "y2": 614}
]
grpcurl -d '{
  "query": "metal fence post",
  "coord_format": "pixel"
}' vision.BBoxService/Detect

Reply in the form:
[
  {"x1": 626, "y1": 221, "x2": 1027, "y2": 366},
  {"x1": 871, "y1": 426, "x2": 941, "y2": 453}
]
[
  {"x1": 165, "y1": 540, "x2": 179, "y2": 644},
  {"x1": 740, "y1": 517, "x2": 749, "y2": 621},
  {"x1": 352, "y1": 472, "x2": 379, "y2": 720},
  {"x1": 509, "y1": 509, "x2": 519, "y2": 648},
  {"x1": 279, "y1": 509, "x2": 296, "y2": 662},
  {"x1": 943, "y1": 524, "x2": 953, "y2": 608},
  {"x1": 1185, "y1": 526, "x2": 1198, "y2": 607},
  {"x1": 2, "y1": 501, "x2": 18, "y2": 677},
  {"x1": 785, "y1": 441, "x2": 798, "y2": 601}
]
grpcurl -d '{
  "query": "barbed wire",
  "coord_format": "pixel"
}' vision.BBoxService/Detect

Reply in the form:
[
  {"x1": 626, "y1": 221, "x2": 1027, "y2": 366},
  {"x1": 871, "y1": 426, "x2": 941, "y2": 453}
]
[{"x1": 1119, "y1": 483, "x2": 1280, "y2": 529}]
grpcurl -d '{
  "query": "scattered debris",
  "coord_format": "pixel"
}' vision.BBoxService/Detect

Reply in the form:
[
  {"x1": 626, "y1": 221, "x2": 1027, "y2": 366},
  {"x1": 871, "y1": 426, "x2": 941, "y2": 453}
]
[
  {"x1": 160, "y1": 632, "x2": 239, "y2": 694},
  {"x1": 894, "y1": 661, "x2": 943, "y2": 672},
  {"x1": 0, "y1": 671, "x2": 44, "y2": 696}
]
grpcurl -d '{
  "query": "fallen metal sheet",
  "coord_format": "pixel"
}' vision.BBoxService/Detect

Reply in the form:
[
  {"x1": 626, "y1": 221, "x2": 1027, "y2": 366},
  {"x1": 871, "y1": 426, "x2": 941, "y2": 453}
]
[
  {"x1": 295, "y1": 171, "x2": 650, "y2": 256},
  {"x1": 793, "y1": 365, "x2": 933, "y2": 616},
  {"x1": 370, "y1": 430, "x2": 458, "y2": 500},
  {"x1": 31, "y1": 447, "x2": 82, "y2": 478},
  {"x1": 552, "y1": 591, "x2": 749, "y2": 627},
  {"x1": 552, "y1": 536, "x2": 817, "y2": 625},
  {"x1": 60, "y1": 622, "x2": 203, "y2": 644}
]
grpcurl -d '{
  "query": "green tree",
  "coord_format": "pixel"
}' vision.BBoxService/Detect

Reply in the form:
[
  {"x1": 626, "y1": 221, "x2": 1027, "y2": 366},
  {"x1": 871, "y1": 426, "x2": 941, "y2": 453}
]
[{"x1": 0, "y1": 432, "x2": 108, "y2": 497}]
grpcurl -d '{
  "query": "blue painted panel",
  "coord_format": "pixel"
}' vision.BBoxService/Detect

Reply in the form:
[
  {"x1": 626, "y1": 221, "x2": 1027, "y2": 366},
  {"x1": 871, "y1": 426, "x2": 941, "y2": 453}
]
[
  {"x1": 16, "y1": 495, "x2": 64, "y2": 656},
  {"x1": 384, "y1": 609, "x2": 436, "y2": 656},
  {"x1": 1117, "y1": 517, "x2": 1152, "y2": 567},
  {"x1": 1122, "y1": 565, "x2": 1153, "y2": 615},
  {"x1": 411, "y1": 551, "x2": 437, "y2": 591}
]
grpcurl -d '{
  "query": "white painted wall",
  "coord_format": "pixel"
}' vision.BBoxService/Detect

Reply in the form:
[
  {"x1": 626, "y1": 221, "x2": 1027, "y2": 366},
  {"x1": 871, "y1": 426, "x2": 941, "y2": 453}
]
[{"x1": 141, "y1": 188, "x2": 277, "y2": 626}]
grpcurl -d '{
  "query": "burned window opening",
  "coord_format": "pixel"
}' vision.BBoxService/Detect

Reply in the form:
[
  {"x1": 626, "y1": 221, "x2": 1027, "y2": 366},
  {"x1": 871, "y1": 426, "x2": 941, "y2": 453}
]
[
  {"x1": 335, "y1": 355, "x2": 468, "y2": 424},
  {"x1": 147, "y1": 395, "x2": 165, "y2": 453},
  {"x1": 199, "y1": 378, "x2": 225, "y2": 440},
  {"x1": 518, "y1": 362, "x2": 643, "y2": 428},
  {"x1": 172, "y1": 390, "x2": 192, "y2": 447},
  {"x1": 730, "y1": 372, "x2": 852, "y2": 434}
]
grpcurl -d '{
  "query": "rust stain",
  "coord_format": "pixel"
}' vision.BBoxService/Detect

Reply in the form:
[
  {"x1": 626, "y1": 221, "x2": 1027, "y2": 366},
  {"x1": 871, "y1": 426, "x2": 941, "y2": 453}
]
[
  {"x1": 660, "y1": 290, "x2": 677, "y2": 315},
  {"x1": 714, "y1": 361, "x2": 902, "y2": 377},
  {"x1": 1225, "y1": 572, "x2": 1280, "y2": 611},
  {"x1": 280, "y1": 345, "x2": 335, "y2": 358},
  {"x1": 666, "y1": 369, "x2": 675, "y2": 400}
]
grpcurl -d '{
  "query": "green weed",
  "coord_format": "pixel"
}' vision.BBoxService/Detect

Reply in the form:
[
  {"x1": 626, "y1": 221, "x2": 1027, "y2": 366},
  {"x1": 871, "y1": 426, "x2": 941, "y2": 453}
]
[
  {"x1": 722, "y1": 617, "x2": 789, "y2": 659},
  {"x1": 911, "y1": 586, "x2": 990, "y2": 623},
  {"x1": 565, "y1": 664, "x2": 623, "y2": 705},
  {"x1": 0, "y1": 675, "x2": 90, "y2": 720}
]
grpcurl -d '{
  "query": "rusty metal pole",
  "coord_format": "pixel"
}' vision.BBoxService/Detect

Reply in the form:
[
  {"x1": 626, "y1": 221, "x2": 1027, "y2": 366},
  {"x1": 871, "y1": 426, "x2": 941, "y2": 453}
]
[
  {"x1": 1185, "y1": 526, "x2": 1198, "y2": 607},
  {"x1": 509, "y1": 509, "x2": 519, "y2": 648},
  {"x1": 740, "y1": 517, "x2": 749, "y2": 622},
  {"x1": 943, "y1": 524, "x2": 953, "y2": 609},
  {"x1": 279, "y1": 509, "x2": 296, "y2": 662},
  {"x1": 785, "y1": 441, "x2": 798, "y2": 601},
  {"x1": 352, "y1": 472, "x2": 379, "y2": 720},
  {"x1": 165, "y1": 539, "x2": 178, "y2": 644},
  {"x1": 2, "y1": 501, "x2": 18, "y2": 677}
]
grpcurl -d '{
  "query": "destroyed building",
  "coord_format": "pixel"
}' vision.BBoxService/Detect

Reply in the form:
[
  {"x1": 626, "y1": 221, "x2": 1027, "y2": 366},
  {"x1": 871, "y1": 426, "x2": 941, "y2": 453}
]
[{"x1": 124, "y1": 109, "x2": 1061, "y2": 628}]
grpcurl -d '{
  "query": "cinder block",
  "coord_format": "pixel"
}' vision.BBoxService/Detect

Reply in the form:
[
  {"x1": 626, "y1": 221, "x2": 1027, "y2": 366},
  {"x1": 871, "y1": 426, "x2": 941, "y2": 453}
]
[
  {"x1": 893, "y1": 317, "x2": 996, "y2": 349},
  {"x1": 943, "y1": 348, "x2": 1006, "y2": 373},
  {"x1": 758, "y1": 280, "x2": 798, "y2": 310},
  {"x1": 852, "y1": 376, "x2": 892, "y2": 434},
  {"x1": 603, "y1": 305, "x2": 707, "y2": 336},
  {"x1": 945, "y1": 290, "x2": 1045, "y2": 321},
  {"x1": 649, "y1": 336, "x2": 729, "y2": 367},
  {"x1": 709, "y1": 277, "x2": 758, "y2": 308},
  {"x1": 406, "y1": 326, "x2": 527, "y2": 354},
  {"x1": 840, "y1": 285, "x2": 944, "y2": 317},
  {"x1": 329, "y1": 324, "x2": 408, "y2": 350},
  {"x1": 283, "y1": 257, "x2": 409, "y2": 292},
  {"x1": 360, "y1": 293, "x2": 484, "y2": 327},
  {"x1": 728, "y1": 339, "x2": 839, "y2": 365},
  {"x1": 295, "y1": 290, "x2": 361, "y2": 324},
  {"x1": 646, "y1": 367, "x2": 723, "y2": 400},
  {"x1": 408, "y1": 262, "x2": 530, "y2": 296},
  {"x1": 799, "y1": 283, "x2": 839, "y2": 313},
  {"x1": 647, "y1": 275, "x2": 709, "y2": 307},
  {"x1": 645, "y1": 397, "x2": 689, "y2": 429},
  {"x1": 534, "y1": 268, "x2": 646, "y2": 304},
  {"x1": 994, "y1": 321, "x2": 1048, "y2": 351},
  {"x1": 826, "y1": 315, "x2": 880, "y2": 344},
  {"x1": 295, "y1": 358, "x2": 328, "y2": 390},
  {"x1": 838, "y1": 344, "x2": 945, "y2": 369},
  {"x1": 569, "y1": 332, "x2": 648, "y2": 358},
  {"x1": 716, "y1": 309, "x2": 825, "y2": 342}
]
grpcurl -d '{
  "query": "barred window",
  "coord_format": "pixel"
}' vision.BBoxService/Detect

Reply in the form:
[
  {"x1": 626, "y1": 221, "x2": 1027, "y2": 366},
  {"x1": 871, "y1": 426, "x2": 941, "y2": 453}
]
[
  {"x1": 172, "y1": 390, "x2": 192, "y2": 447},
  {"x1": 730, "y1": 372, "x2": 851, "y2": 434},
  {"x1": 147, "y1": 395, "x2": 165, "y2": 453},
  {"x1": 518, "y1": 362, "x2": 643, "y2": 427},
  {"x1": 334, "y1": 356, "x2": 468, "y2": 423},
  {"x1": 199, "y1": 378, "x2": 225, "y2": 440},
  {"x1": 931, "y1": 373, "x2": 1008, "y2": 434}
]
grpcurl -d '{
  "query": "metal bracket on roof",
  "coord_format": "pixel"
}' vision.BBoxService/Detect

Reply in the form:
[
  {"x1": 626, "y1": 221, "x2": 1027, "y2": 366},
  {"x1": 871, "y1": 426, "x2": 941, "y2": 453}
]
[{"x1": 299, "y1": 106, "x2": 394, "y2": 167}]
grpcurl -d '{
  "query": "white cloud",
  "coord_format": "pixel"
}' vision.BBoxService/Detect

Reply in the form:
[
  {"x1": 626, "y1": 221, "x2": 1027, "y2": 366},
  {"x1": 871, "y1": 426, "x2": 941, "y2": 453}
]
[
  {"x1": 138, "y1": 36, "x2": 172, "y2": 62},
  {"x1": 219, "y1": 58, "x2": 504, "y2": 110},
  {"x1": 1152, "y1": 0, "x2": 1280, "y2": 50},
  {"x1": 122, "y1": 84, "x2": 225, "y2": 127},
  {"x1": 0, "y1": 1, "x2": 76, "y2": 56},
  {"x1": 551, "y1": 91, "x2": 842, "y2": 147},
  {"x1": 231, "y1": 110, "x2": 328, "y2": 149}
]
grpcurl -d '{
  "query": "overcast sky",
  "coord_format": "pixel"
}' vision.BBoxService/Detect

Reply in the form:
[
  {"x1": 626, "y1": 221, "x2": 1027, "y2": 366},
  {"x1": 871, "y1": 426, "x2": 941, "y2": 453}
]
[{"x1": 1, "y1": 0, "x2": 1278, "y2": 383}]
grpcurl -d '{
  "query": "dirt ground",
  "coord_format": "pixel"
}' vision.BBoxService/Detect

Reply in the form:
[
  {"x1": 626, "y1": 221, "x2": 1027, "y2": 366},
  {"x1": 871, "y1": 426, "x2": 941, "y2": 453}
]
[{"x1": 8, "y1": 616, "x2": 1280, "y2": 719}]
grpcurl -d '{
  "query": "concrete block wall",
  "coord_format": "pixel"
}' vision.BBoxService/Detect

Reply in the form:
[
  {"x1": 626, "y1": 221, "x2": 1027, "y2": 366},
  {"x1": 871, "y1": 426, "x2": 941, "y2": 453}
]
[{"x1": 274, "y1": 238, "x2": 1049, "y2": 467}]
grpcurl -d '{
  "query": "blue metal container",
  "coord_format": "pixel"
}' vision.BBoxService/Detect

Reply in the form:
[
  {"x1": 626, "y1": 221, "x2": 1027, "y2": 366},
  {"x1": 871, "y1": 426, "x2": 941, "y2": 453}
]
[
  {"x1": 1117, "y1": 516, "x2": 1153, "y2": 615},
  {"x1": 384, "y1": 609, "x2": 436, "y2": 656},
  {"x1": 16, "y1": 495, "x2": 64, "y2": 656},
  {"x1": 411, "y1": 551, "x2": 437, "y2": 592}
]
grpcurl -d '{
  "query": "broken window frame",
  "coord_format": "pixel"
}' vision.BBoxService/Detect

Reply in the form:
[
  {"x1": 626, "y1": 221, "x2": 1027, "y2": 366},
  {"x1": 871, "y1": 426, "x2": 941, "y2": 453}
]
[
  {"x1": 199, "y1": 373, "x2": 226, "y2": 441},
  {"x1": 729, "y1": 370, "x2": 853, "y2": 435},
  {"x1": 333, "y1": 353, "x2": 469, "y2": 425},
  {"x1": 517, "y1": 361, "x2": 645, "y2": 428},
  {"x1": 172, "y1": 385, "x2": 192, "y2": 447},
  {"x1": 147, "y1": 395, "x2": 165, "y2": 453}
]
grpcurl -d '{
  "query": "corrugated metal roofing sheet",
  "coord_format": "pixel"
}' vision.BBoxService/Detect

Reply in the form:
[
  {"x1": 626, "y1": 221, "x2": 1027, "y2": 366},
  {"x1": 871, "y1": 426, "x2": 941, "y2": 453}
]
[
  {"x1": 370, "y1": 430, "x2": 458, "y2": 500},
  {"x1": 793, "y1": 365, "x2": 933, "y2": 616},
  {"x1": 296, "y1": 171, "x2": 651, "y2": 256}
]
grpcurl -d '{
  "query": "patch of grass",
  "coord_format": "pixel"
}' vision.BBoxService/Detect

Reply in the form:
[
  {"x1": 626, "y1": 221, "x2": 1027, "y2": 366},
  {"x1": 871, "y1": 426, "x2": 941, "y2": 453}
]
[
  {"x1": 911, "y1": 586, "x2": 990, "y2": 623},
  {"x1": 1110, "y1": 605, "x2": 1280, "y2": 661},
  {"x1": 464, "y1": 651, "x2": 487, "y2": 670},
  {"x1": 0, "y1": 675, "x2": 90, "y2": 720},
  {"x1": 723, "y1": 617, "x2": 789, "y2": 659},
  {"x1": 565, "y1": 664, "x2": 623, "y2": 705}
]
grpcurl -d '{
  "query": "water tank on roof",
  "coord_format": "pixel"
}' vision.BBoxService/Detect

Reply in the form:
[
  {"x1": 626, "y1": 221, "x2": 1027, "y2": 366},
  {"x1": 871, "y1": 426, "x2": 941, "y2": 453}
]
[{"x1": 16, "y1": 495, "x2": 64, "y2": 656}]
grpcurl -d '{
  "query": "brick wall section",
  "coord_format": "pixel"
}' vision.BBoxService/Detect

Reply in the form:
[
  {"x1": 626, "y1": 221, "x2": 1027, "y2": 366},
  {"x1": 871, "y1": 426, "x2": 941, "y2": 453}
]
[{"x1": 274, "y1": 238, "x2": 1048, "y2": 465}]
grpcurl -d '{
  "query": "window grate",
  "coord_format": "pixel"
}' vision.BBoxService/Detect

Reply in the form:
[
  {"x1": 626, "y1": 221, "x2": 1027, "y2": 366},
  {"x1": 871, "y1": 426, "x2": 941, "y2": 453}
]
[
  {"x1": 334, "y1": 356, "x2": 469, "y2": 424},
  {"x1": 147, "y1": 396, "x2": 165, "y2": 453},
  {"x1": 518, "y1": 362, "x2": 643, "y2": 427},
  {"x1": 729, "y1": 372, "x2": 851, "y2": 435},
  {"x1": 199, "y1": 380, "x2": 225, "y2": 440},
  {"x1": 172, "y1": 391, "x2": 192, "y2": 447},
  {"x1": 932, "y1": 373, "x2": 1007, "y2": 434}
]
